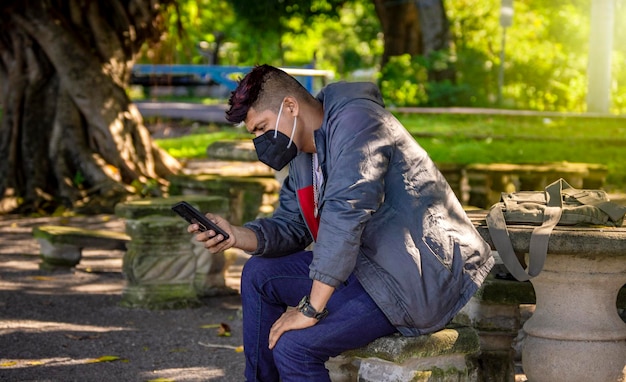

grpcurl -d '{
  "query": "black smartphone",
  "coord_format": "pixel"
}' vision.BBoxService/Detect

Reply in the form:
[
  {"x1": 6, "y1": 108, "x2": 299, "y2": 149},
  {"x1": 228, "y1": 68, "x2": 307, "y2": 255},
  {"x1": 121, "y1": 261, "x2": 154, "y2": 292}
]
[{"x1": 171, "y1": 201, "x2": 230, "y2": 241}]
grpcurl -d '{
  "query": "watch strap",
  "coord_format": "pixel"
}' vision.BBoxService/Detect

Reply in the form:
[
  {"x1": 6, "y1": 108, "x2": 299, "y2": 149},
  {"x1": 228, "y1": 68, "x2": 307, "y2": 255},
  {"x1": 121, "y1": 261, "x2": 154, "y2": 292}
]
[{"x1": 297, "y1": 295, "x2": 328, "y2": 320}]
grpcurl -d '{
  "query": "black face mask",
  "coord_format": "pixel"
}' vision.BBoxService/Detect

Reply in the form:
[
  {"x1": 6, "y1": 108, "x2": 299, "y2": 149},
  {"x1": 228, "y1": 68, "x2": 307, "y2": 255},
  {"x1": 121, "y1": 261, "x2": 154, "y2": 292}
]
[{"x1": 253, "y1": 130, "x2": 298, "y2": 171}]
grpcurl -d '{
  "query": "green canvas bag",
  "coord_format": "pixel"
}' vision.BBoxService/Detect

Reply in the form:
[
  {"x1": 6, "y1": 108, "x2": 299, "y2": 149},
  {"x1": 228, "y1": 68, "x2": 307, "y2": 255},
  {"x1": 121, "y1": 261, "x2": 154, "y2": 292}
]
[{"x1": 486, "y1": 178, "x2": 626, "y2": 281}]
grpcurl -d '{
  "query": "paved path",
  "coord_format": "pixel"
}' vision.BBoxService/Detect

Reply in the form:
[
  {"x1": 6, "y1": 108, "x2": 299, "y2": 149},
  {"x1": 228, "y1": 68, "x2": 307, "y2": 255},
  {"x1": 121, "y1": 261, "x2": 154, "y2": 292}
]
[{"x1": 0, "y1": 213, "x2": 248, "y2": 382}]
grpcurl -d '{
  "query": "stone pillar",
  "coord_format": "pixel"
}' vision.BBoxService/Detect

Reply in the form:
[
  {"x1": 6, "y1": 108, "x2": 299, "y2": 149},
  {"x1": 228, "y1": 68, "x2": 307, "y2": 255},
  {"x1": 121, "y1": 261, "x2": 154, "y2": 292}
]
[
  {"x1": 190, "y1": 237, "x2": 236, "y2": 297},
  {"x1": 121, "y1": 215, "x2": 200, "y2": 309},
  {"x1": 522, "y1": 254, "x2": 626, "y2": 382},
  {"x1": 115, "y1": 195, "x2": 233, "y2": 309}
]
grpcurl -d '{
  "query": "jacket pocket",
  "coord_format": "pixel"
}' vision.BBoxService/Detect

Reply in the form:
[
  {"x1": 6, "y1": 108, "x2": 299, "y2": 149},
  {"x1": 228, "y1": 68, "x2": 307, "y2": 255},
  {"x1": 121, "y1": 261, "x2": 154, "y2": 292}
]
[{"x1": 422, "y1": 235, "x2": 454, "y2": 272}]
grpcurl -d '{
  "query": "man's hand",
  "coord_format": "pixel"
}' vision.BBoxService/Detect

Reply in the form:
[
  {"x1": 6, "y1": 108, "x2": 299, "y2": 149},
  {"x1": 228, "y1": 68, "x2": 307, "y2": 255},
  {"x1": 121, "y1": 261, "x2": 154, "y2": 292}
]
[
  {"x1": 187, "y1": 213, "x2": 258, "y2": 254},
  {"x1": 268, "y1": 308, "x2": 318, "y2": 349},
  {"x1": 268, "y1": 280, "x2": 335, "y2": 349},
  {"x1": 187, "y1": 213, "x2": 234, "y2": 254}
]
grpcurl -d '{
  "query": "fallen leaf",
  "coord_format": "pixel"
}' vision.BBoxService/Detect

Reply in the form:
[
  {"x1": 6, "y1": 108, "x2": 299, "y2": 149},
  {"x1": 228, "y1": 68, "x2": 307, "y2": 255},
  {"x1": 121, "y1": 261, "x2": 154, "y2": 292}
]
[
  {"x1": 217, "y1": 323, "x2": 231, "y2": 337},
  {"x1": 30, "y1": 276, "x2": 57, "y2": 281},
  {"x1": 200, "y1": 324, "x2": 221, "y2": 329},
  {"x1": 0, "y1": 361, "x2": 17, "y2": 367},
  {"x1": 26, "y1": 361, "x2": 45, "y2": 366},
  {"x1": 85, "y1": 355, "x2": 123, "y2": 364},
  {"x1": 235, "y1": 345, "x2": 244, "y2": 353}
]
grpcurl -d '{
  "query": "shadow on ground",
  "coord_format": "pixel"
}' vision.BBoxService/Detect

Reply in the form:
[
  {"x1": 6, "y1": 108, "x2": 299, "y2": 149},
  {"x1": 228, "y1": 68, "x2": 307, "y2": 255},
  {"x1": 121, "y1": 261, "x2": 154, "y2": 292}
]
[{"x1": 0, "y1": 214, "x2": 246, "y2": 382}]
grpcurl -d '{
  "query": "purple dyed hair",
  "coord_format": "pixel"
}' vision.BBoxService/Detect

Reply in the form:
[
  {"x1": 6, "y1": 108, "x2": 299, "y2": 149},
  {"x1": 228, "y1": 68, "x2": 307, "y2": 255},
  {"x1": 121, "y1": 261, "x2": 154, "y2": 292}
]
[{"x1": 225, "y1": 64, "x2": 311, "y2": 124}]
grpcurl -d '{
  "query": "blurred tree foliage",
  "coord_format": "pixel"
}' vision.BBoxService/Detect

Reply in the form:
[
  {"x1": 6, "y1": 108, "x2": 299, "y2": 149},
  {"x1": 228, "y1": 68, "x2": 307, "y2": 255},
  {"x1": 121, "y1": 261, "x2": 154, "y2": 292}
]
[
  {"x1": 140, "y1": 0, "x2": 626, "y2": 113},
  {"x1": 447, "y1": 0, "x2": 591, "y2": 111},
  {"x1": 137, "y1": 0, "x2": 236, "y2": 65},
  {"x1": 437, "y1": 0, "x2": 626, "y2": 113}
]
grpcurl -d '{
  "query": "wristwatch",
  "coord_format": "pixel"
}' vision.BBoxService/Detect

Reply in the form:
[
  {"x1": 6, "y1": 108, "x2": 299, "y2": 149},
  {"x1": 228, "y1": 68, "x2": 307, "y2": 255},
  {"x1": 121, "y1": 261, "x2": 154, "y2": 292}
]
[{"x1": 297, "y1": 295, "x2": 329, "y2": 320}]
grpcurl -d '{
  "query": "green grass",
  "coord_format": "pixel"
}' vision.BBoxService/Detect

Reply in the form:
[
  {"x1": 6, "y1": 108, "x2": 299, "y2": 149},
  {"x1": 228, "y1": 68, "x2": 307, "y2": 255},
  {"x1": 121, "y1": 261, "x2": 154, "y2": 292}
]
[
  {"x1": 396, "y1": 114, "x2": 626, "y2": 189},
  {"x1": 398, "y1": 113, "x2": 626, "y2": 140},
  {"x1": 155, "y1": 127, "x2": 248, "y2": 158},
  {"x1": 154, "y1": 112, "x2": 626, "y2": 191}
]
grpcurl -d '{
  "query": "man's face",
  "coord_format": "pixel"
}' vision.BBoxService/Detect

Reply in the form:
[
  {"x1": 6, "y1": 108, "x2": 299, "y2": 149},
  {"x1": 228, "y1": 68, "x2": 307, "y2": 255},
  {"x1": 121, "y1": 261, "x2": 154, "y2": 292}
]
[{"x1": 244, "y1": 105, "x2": 294, "y2": 142}]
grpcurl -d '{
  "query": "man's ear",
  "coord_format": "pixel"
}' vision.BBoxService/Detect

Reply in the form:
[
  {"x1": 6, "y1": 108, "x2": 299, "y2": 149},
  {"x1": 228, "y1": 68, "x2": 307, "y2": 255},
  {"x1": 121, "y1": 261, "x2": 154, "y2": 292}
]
[{"x1": 284, "y1": 96, "x2": 299, "y2": 116}]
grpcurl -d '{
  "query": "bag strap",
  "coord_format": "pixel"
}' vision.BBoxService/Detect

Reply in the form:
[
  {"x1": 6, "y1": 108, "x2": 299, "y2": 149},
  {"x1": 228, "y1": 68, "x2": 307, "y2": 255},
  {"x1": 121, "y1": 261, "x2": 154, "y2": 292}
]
[
  {"x1": 486, "y1": 179, "x2": 564, "y2": 281},
  {"x1": 527, "y1": 179, "x2": 564, "y2": 276},
  {"x1": 487, "y1": 205, "x2": 536, "y2": 281},
  {"x1": 560, "y1": 187, "x2": 626, "y2": 222}
]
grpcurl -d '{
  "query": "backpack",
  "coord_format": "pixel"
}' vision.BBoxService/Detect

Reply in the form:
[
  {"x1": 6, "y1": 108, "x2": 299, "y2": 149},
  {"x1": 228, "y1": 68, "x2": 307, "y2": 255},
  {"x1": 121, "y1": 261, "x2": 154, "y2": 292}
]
[{"x1": 485, "y1": 178, "x2": 626, "y2": 281}]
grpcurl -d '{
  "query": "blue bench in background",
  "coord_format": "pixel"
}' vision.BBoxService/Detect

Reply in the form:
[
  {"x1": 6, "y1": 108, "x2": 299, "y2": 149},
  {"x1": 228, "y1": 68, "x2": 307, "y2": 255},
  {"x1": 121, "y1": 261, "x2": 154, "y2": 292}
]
[{"x1": 131, "y1": 64, "x2": 334, "y2": 93}]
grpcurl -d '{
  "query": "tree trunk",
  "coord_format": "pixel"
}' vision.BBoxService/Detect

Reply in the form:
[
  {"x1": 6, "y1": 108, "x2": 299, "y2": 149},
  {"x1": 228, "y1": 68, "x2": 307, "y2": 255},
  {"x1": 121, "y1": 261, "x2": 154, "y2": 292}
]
[
  {"x1": 373, "y1": 0, "x2": 454, "y2": 81},
  {"x1": 0, "y1": 0, "x2": 181, "y2": 214},
  {"x1": 373, "y1": 0, "x2": 422, "y2": 67}
]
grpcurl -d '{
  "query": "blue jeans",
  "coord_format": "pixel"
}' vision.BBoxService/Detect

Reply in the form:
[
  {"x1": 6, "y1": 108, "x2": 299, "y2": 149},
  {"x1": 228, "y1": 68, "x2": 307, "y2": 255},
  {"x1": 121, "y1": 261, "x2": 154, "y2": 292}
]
[{"x1": 240, "y1": 250, "x2": 397, "y2": 382}]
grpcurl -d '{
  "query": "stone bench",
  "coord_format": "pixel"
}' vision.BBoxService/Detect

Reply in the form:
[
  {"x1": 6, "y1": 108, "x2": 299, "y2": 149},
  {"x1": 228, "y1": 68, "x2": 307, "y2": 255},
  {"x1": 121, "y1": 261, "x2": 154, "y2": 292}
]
[
  {"x1": 465, "y1": 162, "x2": 608, "y2": 208},
  {"x1": 167, "y1": 173, "x2": 281, "y2": 225},
  {"x1": 326, "y1": 268, "x2": 530, "y2": 382},
  {"x1": 33, "y1": 225, "x2": 130, "y2": 271},
  {"x1": 203, "y1": 141, "x2": 611, "y2": 211},
  {"x1": 327, "y1": 325, "x2": 481, "y2": 382},
  {"x1": 466, "y1": 209, "x2": 626, "y2": 382},
  {"x1": 206, "y1": 139, "x2": 260, "y2": 162}
]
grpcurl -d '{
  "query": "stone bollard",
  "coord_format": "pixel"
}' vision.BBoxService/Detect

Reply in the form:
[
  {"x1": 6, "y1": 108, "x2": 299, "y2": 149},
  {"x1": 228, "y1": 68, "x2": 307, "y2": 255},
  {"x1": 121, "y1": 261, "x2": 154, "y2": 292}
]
[
  {"x1": 121, "y1": 215, "x2": 199, "y2": 309},
  {"x1": 190, "y1": 236, "x2": 238, "y2": 297},
  {"x1": 115, "y1": 195, "x2": 234, "y2": 309}
]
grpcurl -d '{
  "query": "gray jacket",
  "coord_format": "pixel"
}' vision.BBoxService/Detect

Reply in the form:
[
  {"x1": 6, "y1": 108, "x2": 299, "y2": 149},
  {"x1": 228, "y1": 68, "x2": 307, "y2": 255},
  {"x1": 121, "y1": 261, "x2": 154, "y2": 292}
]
[{"x1": 245, "y1": 82, "x2": 494, "y2": 335}]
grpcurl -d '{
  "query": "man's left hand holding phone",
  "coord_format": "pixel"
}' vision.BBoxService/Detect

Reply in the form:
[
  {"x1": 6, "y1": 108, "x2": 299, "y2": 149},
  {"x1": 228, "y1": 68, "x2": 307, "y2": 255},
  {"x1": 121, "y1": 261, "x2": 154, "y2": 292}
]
[{"x1": 172, "y1": 201, "x2": 232, "y2": 253}]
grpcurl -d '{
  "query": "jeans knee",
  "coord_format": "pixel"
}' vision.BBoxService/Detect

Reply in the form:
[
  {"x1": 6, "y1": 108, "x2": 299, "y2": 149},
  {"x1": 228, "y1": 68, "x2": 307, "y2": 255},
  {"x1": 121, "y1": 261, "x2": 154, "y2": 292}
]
[
  {"x1": 240, "y1": 256, "x2": 266, "y2": 292},
  {"x1": 272, "y1": 332, "x2": 304, "y2": 368},
  {"x1": 273, "y1": 331, "x2": 330, "y2": 381},
  {"x1": 273, "y1": 331, "x2": 325, "y2": 366},
  {"x1": 241, "y1": 251, "x2": 313, "y2": 295}
]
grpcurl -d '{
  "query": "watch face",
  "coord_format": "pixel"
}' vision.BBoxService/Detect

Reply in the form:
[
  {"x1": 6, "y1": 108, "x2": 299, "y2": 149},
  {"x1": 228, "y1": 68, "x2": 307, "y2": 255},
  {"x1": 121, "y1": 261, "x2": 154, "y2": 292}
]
[
  {"x1": 297, "y1": 296, "x2": 308, "y2": 310},
  {"x1": 299, "y1": 302, "x2": 316, "y2": 318}
]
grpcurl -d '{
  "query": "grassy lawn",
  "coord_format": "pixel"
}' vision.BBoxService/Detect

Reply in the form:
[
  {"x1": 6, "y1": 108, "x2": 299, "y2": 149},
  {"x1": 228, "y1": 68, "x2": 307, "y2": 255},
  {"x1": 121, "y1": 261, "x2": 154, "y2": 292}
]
[
  {"x1": 398, "y1": 113, "x2": 626, "y2": 190},
  {"x1": 155, "y1": 128, "x2": 249, "y2": 158},
  {"x1": 154, "y1": 112, "x2": 626, "y2": 191}
]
